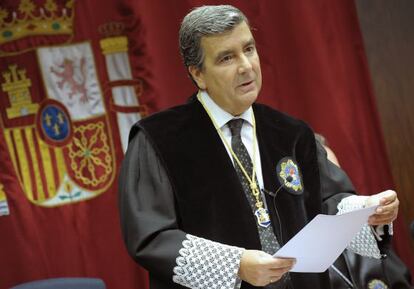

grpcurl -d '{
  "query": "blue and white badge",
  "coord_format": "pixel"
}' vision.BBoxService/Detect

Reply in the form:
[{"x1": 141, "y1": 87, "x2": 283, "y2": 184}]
[
  {"x1": 276, "y1": 157, "x2": 303, "y2": 195},
  {"x1": 368, "y1": 279, "x2": 388, "y2": 289},
  {"x1": 254, "y1": 208, "x2": 271, "y2": 228}
]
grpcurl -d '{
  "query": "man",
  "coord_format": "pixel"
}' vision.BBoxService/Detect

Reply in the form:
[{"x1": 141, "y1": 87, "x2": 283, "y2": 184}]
[{"x1": 119, "y1": 5, "x2": 399, "y2": 289}]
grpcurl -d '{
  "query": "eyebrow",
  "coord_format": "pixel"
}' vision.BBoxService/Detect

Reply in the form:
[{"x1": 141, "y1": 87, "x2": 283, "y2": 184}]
[
  {"x1": 244, "y1": 38, "x2": 256, "y2": 48},
  {"x1": 214, "y1": 38, "x2": 256, "y2": 62}
]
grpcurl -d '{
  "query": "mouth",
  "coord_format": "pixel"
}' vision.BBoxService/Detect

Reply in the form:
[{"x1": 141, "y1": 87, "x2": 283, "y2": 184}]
[
  {"x1": 237, "y1": 80, "x2": 256, "y2": 93},
  {"x1": 239, "y1": 80, "x2": 254, "y2": 87}
]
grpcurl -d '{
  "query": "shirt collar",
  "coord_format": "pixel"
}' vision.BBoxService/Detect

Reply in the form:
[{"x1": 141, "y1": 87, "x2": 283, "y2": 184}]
[{"x1": 199, "y1": 90, "x2": 254, "y2": 129}]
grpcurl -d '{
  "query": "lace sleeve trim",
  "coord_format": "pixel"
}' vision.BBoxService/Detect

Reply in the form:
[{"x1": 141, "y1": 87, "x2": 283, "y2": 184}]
[
  {"x1": 172, "y1": 234, "x2": 244, "y2": 289},
  {"x1": 337, "y1": 196, "x2": 381, "y2": 259}
]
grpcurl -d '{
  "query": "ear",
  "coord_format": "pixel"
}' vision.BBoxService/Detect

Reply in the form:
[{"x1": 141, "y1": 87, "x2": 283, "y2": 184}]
[{"x1": 188, "y1": 65, "x2": 206, "y2": 90}]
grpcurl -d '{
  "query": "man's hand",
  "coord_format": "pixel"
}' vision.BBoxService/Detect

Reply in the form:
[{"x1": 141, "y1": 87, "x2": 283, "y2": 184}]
[
  {"x1": 366, "y1": 190, "x2": 399, "y2": 226},
  {"x1": 238, "y1": 250, "x2": 295, "y2": 287}
]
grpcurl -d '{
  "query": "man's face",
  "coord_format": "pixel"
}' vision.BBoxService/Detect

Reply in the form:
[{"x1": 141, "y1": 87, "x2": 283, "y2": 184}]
[{"x1": 190, "y1": 21, "x2": 262, "y2": 116}]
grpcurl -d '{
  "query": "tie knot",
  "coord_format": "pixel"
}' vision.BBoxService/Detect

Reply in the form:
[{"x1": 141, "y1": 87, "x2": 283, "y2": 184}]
[{"x1": 228, "y1": 118, "x2": 244, "y2": 136}]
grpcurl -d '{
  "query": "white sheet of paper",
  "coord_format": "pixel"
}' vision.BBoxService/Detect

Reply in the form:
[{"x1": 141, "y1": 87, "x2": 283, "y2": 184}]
[{"x1": 273, "y1": 205, "x2": 378, "y2": 273}]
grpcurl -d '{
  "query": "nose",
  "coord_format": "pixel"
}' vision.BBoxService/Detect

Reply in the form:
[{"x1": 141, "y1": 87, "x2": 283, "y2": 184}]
[{"x1": 238, "y1": 54, "x2": 252, "y2": 74}]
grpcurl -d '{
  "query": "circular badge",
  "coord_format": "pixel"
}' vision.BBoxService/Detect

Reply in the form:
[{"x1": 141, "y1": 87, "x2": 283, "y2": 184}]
[
  {"x1": 276, "y1": 157, "x2": 303, "y2": 195},
  {"x1": 368, "y1": 279, "x2": 388, "y2": 289},
  {"x1": 36, "y1": 99, "x2": 73, "y2": 147}
]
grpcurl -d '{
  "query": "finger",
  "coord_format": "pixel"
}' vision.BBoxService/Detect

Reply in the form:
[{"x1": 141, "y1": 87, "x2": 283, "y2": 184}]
[
  {"x1": 378, "y1": 190, "x2": 397, "y2": 205},
  {"x1": 369, "y1": 215, "x2": 397, "y2": 225},
  {"x1": 266, "y1": 258, "x2": 296, "y2": 270},
  {"x1": 257, "y1": 274, "x2": 284, "y2": 287},
  {"x1": 372, "y1": 204, "x2": 399, "y2": 222},
  {"x1": 268, "y1": 275, "x2": 283, "y2": 283},
  {"x1": 371, "y1": 210, "x2": 397, "y2": 221},
  {"x1": 368, "y1": 212, "x2": 397, "y2": 225},
  {"x1": 269, "y1": 271, "x2": 290, "y2": 285},
  {"x1": 376, "y1": 199, "x2": 399, "y2": 214},
  {"x1": 268, "y1": 267, "x2": 291, "y2": 276}
]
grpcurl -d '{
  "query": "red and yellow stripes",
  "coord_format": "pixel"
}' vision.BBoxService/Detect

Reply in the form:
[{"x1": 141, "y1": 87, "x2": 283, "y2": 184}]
[
  {"x1": 4, "y1": 125, "x2": 64, "y2": 203},
  {"x1": 0, "y1": 183, "x2": 6, "y2": 203}
]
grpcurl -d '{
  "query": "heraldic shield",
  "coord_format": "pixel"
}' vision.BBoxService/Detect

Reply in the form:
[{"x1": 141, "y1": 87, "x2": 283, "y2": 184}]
[{"x1": 0, "y1": 43, "x2": 116, "y2": 207}]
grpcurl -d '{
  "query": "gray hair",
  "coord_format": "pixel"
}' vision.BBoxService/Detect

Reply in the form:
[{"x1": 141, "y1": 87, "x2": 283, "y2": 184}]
[{"x1": 179, "y1": 5, "x2": 249, "y2": 70}]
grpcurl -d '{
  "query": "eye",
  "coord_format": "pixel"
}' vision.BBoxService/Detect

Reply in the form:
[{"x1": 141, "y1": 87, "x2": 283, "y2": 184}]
[
  {"x1": 220, "y1": 55, "x2": 233, "y2": 64},
  {"x1": 245, "y1": 45, "x2": 255, "y2": 54}
]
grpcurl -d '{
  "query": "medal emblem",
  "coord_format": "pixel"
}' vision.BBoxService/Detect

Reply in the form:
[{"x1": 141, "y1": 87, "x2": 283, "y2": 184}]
[
  {"x1": 276, "y1": 157, "x2": 303, "y2": 195},
  {"x1": 368, "y1": 279, "x2": 388, "y2": 289},
  {"x1": 255, "y1": 208, "x2": 271, "y2": 228}
]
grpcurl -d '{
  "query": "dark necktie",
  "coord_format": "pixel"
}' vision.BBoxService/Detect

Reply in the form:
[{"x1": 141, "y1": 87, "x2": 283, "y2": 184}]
[{"x1": 228, "y1": 119, "x2": 287, "y2": 289}]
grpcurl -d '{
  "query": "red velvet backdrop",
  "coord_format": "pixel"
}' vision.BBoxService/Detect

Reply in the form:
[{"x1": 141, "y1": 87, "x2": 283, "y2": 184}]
[
  {"x1": 0, "y1": 0, "x2": 150, "y2": 288},
  {"x1": 0, "y1": 0, "x2": 412, "y2": 288}
]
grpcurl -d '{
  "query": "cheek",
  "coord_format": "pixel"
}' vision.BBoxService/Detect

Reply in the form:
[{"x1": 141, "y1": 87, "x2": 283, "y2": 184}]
[
  {"x1": 253, "y1": 59, "x2": 262, "y2": 74},
  {"x1": 256, "y1": 70, "x2": 262, "y2": 84},
  {"x1": 252, "y1": 54, "x2": 261, "y2": 71},
  {"x1": 206, "y1": 67, "x2": 238, "y2": 92},
  {"x1": 214, "y1": 72, "x2": 235, "y2": 90},
  {"x1": 254, "y1": 65, "x2": 262, "y2": 85}
]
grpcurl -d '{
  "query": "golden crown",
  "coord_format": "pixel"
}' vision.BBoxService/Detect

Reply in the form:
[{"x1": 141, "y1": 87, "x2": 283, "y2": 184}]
[
  {"x1": 98, "y1": 21, "x2": 125, "y2": 38},
  {"x1": 0, "y1": 0, "x2": 74, "y2": 47}
]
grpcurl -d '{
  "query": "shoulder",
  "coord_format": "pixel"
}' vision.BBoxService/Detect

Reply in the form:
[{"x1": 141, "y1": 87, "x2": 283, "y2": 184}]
[
  {"x1": 128, "y1": 94, "x2": 199, "y2": 142},
  {"x1": 254, "y1": 102, "x2": 312, "y2": 135},
  {"x1": 141, "y1": 99, "x2": 196, "y2": 127}
]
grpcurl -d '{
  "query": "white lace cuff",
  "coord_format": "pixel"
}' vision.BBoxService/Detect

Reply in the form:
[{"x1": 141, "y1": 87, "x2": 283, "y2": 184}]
[
  {"x1": 172, "y1": 234, "x2": 244, "y2": 289},
  {"x1": 337, "y1": 196, "x2": 381, "y2": 259}
]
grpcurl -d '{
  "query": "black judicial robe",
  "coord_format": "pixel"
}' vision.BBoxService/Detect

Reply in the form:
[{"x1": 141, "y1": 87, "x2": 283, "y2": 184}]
[{"x1": 119, "y1": 96, "x2": 354, "y2": 289}]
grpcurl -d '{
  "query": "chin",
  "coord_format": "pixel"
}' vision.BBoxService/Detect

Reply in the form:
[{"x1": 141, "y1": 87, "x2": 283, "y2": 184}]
[
  {"x1": 242, "y1": 90, "x2": 259, "y2": 103},
  {"x1": 234, "y1": 95, "x2": 256, "y2": 114}
]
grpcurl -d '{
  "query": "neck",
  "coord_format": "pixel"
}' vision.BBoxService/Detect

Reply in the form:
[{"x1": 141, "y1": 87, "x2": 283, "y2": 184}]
[
  {"x1": 201, "y1": 91, "x2": 250, "y2": 116},
  {"x1": 222, "y1": 104, "x2": 249, "y2": 117}
]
